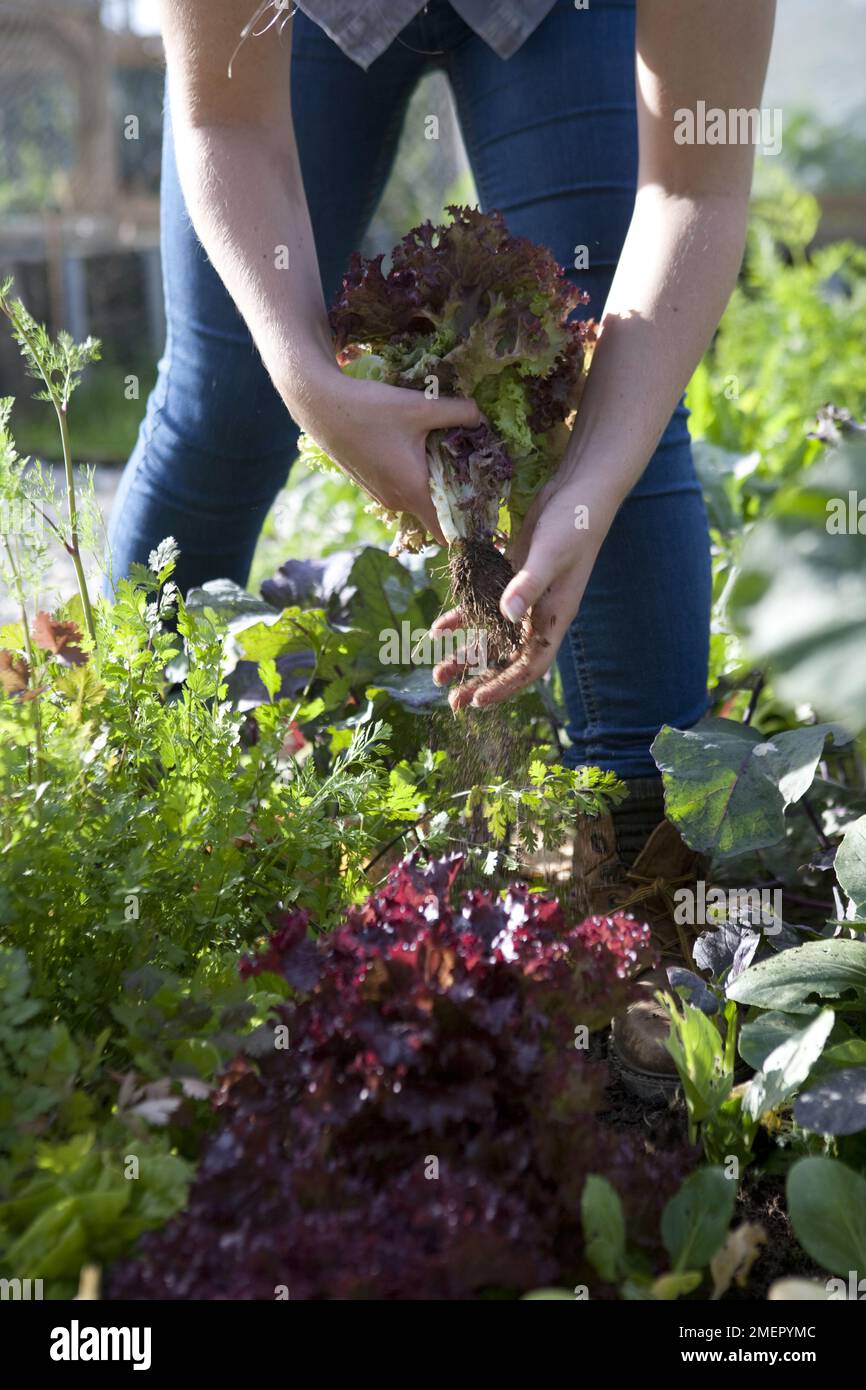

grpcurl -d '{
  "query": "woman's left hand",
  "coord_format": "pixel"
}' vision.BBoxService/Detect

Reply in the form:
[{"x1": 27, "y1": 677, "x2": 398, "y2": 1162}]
[{"x1": 431, "y1": 473, "x2": 614, "y2": 709}]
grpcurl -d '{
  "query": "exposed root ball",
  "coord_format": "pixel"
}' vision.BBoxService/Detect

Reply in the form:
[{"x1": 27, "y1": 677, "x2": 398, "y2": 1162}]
[{"x1": 449, "y1": 537, "x2": 520, "y2": 665}]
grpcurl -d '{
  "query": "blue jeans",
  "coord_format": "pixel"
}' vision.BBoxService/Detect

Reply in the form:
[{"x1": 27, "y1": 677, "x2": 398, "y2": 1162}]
[{"x1": 107, "y1": 0, "x2": 710, "y2": 779}]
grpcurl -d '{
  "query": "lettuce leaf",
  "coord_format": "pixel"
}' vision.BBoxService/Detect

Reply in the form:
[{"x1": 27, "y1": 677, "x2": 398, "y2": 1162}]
[{"x1": 314, "y1": 206, "x2": 595, "y2": 549}]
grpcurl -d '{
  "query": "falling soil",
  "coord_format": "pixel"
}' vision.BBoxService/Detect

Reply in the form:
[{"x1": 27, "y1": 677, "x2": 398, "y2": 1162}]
[
  {"x1": 432, "y1": 705, "x2": 524, "y2": 790},
  {"x1": 426, "y1": 705, "x2": 528, "y2": 889},
  {"x1": 449, "y1": 536, "x2": 520, "y2": 665}
]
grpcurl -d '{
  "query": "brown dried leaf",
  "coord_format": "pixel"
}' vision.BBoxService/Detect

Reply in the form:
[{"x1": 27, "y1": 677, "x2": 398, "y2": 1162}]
[
  {"x1": 0, "y1": 648, "x2": 29, "y2": 695},
  {"x1": 32, "y1": 610, "x2": 87, "y2": 665},
  {"x1": 710, "y1": 1221, "x2": 766, "y2": 1299}
]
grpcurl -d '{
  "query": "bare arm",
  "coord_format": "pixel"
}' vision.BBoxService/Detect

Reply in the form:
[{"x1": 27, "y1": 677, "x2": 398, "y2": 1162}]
[
  {"x1": 159, "y1": 1, "x2": 332, "y2": 399},
  {"x1": 442, "y1": 0, "x2": 776, "y2": 708},
  {"x1": 559, "y1": 0, "x2": 777, "y2": 510},
  {"x1": 157, "y1": 0, "x2": 478, "y2": 540}
]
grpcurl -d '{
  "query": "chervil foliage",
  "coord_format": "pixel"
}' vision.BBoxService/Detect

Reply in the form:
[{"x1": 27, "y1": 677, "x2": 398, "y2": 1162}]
[
  {"x1": 0, "y1": 278, "x2": 100, "y2": 411},
  {"x1": 0, "y1": 279, "x2": 101, "y2": 639}
]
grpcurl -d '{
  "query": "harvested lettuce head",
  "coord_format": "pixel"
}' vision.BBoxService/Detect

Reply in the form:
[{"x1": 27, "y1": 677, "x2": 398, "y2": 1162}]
[{"x1": 302, "y1": 206, "x2": 595, "y2": 661}]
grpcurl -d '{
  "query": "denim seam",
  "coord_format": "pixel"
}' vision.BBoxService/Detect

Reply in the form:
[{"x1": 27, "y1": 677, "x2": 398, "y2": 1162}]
[
  {"x1": 353, "y1": 65, "x2": 427, "y2": 237},
  {"x1": 443, "y1": 48, "x2": 491, "y2": 210}
]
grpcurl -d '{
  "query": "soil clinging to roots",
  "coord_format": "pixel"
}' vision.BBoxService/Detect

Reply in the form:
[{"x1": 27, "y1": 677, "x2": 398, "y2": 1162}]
[{"x1": 449, "y1": 536, "x2": 520, "y2": 666}]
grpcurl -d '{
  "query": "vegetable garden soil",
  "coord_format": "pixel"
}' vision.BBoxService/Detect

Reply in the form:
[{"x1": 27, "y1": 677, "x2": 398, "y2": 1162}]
[
  {"x1": 597, "y1": 1038, "x2": 830, "y2": 1299},
  {"x1": 731, "y1": 1176, "x2": 830, "y2": 1297}
]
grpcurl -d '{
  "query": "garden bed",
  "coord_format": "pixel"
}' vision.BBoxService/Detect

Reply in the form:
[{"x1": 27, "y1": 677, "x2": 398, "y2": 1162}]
[{"x1": 1, "y1": 175, "x2": 866, "y2": 1304}]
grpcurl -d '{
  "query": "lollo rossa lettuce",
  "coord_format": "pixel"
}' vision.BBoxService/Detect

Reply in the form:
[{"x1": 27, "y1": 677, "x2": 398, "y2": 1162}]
[
  {"x1": 108, "y1": 855, "x2": 692, "y2": 1301},
  {"x1": 301, "y1": 206, "x2": 596, "y2": 663}
]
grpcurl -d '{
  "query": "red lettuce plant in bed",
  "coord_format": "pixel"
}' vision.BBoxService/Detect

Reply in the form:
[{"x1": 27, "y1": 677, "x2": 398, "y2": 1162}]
[{"x1": 110, "y1": 857, "x2": 694, "y2": 1300}]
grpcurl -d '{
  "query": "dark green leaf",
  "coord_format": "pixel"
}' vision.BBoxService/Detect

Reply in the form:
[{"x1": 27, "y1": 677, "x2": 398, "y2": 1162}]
[
  {"x1": 787, "y1": 1158, "x2": 866, "y2": 1275},
  {"x1": 662, "y1": 1168, "x2": 736, "y2": 1272},
  {"x1": 730, "y1": 436, "x2": 866, "y2": 732},
  {"x1": 727, "y1": 938, "x2": 866, "y2": 1013},
  {"x1": 835, "y1": 815, "x2": 866, "y2": 919},
  {"x1": 653, "y1": 717, "x2": 850, "y2": 858},
  {"x1": 795, "y1": 1068, "x2": 866, "y2": 1135},
  {"x1": 581, "y1": 1174, "x2": 626, "y2": 1284}
]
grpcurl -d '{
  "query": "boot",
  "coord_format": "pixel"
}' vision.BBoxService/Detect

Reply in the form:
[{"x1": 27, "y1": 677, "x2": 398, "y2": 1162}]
[{"x1": 573, "y1": 779, "x2": 710, "y2": 1101}]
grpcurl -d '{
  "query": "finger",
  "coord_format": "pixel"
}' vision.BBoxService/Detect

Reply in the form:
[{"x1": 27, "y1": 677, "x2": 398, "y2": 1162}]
[
  {"x1": 499, "y1": 532, "x2": 560, "y2": 626},
  {"x1": 432, "y1": 614, "x2": 492, "y2": 685},
  {"x1": 435, "y1": 642, "x2": 516, "y2": 689},
  {"x1": 468, "y1": 633, "x2": 554, "y2": 707},
  {"x1": 422, "y1": 508, "x2": 447, "y2": 548},
  {"x1": 500, "y1": 558, "x2": 556, "y2": 625},
  {"x1": 439, "y1": 625, "x2": 547, "y2": 711},
  {"x1": 448, "y1": 674, "x2": 489, "y2": 712},
  {"x1": 423, "y1": 394, "x2": 482, "y2": 432},
  {"x1": 430, "y1": 607, "x2": 465, "y2": 635},
  {"x1": 432, "y1": 656, "x2": 465, "y2": 687}
]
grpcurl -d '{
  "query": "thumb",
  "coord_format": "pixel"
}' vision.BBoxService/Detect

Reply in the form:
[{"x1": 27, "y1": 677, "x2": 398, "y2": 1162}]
[
  {"x1": 500, "y1": 536, "x2": 560, "y2": 625},
  {"x1": 424, "y1": 394, "x2": 482, "y2": 431}
]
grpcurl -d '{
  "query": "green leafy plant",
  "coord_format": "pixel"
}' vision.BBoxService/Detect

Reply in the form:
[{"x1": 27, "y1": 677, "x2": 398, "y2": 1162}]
[
  {"x1": 687, "y1": 171, "x2": 866, "y2": 487},
  {"x1": 786, "y1": 1157, "x2": 866, "y2": 1280},
  {"x1": 727, "y1": 940, "x2": 866, "y2": 1015},
  {"x1": 661, "y1": 995, "x2": 755, "y2": 1168},
  {"x1": 729, "y1": 420, "x2": 866, "y2": 732},
  {"x1": 536, "y1": 1168, "x2": 742, "y2": 1301},
  {"x1": 0, "y1": 280, "x2": 100, "y2": 640},
  {"x1": 652, "y1": 717, "x2": 851, "y2": 860},
  {"x1": 0, "y1": 948, "x2": 193, "y2": 1298}
]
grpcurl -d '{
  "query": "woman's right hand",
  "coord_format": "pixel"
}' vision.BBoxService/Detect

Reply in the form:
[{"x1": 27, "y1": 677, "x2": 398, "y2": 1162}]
[{"x1": 291, "y1": 367, "x2": 481, "y2": 545}]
